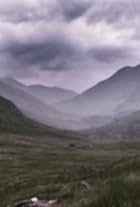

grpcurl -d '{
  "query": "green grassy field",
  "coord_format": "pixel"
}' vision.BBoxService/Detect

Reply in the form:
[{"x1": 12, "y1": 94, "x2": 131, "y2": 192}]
[
  {"x1": 0, "y1": 96, "x2": 140, "y2": 207},
  {"x1": 0, "y1": 133, "x2": 140, "y2": 207}
]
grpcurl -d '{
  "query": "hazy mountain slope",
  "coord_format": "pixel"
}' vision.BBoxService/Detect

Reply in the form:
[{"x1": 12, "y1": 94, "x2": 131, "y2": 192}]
[
  {"x1": 117, "y1": 83, "x2": 140, "y2": 113},
  {"x1": 87, "y1": 111, "x2": 140, "y2": 141},
  {"x1": 29, "y1": 84, "x2": 77, "y2": 104},
  {"x1": 0, "y1": 96, "x2": 82, "y2": 143},
  {"x1": 0, "y1": 80, "x2": 88, "y2": 130},
  {"x1": 0, "y1": 80, "x2": 68, "y2": 126},
  {"x1": 0, "y1": 96, "x2": 49, "y2": 134},
  {"x1": 3, "y1": 78, "x2": 78, "y2": 104},
  {"x1": 57, "y1": 65, "x2": 140, "y2": 117},
  {"x1": 1, "y1": 77, "x2": 27, "y2": 91}
]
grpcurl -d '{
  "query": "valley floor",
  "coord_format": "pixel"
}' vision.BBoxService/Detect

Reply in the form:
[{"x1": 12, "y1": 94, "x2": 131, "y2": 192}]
[{"x1": 0, "y1": 134, "x2": 140, "y2": 207}]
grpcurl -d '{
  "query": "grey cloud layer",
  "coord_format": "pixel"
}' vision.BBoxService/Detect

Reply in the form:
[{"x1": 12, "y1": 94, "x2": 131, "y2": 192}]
[
  {"x1": 88, "y1": 0, "x2": 140, "y2": 24},
  {"x1": 0, "y1": 0, "x2": 139, "y2": 90},
  {"x1": 0, "y1": 0, "x2": 91, "y2": 23}
]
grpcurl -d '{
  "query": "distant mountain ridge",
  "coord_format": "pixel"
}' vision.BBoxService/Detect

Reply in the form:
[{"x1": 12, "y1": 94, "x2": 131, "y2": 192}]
[
  {"x1": 0, "y1": 96, "x2": 48, "y2": 134},
  {"x1": 29, "y1": 84, "x2": 77, "y2": 104},
  {"x1": 0, "y1": 80, "x2": 63, "y2": 124},
  {"x1": 56, "y1": 65, "x2": 140, "y2": 117},
  {"x1": 1, "y1": 64, "x2": 140, "y2": 130},
  {"x1": 0, "y1": 78, "x2": 87, "y2": 130},
  {"x1": 0, "y1": 96, "x2": 80, "y2": 138},
  {"x1": 2, "y1": 78, "x2": 78, "y2": 104}
]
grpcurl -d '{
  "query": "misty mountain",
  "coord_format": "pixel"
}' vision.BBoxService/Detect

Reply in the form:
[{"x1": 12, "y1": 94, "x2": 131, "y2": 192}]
[
  {"x1": 28, "y1": 84, "x2": 77, "y2": 104},
  {"x1": 0, "y1": 96, "x2": 48, "y2": 134},
  {"x1": 117, "y1": 83, "x2": 140, "y2": 114},
  {"x1": 87, "y1": 111, "x2": 140, "y2": 142},
  {"x1": 56, "y1": 65, "x2": 140, "y2": 117},
  {"x1": 0, "y1": 79, "x2": 88, "y2": 130},
  {"x1": 2, "y1": 77, "x2": 27, "y2": 91},
  {"x1": 0, "y1": 80, "x2": 70, "y2": 127},
  {"x1": 3, "y1": 78, "x2": 77, "y2": 104},
  {"x1": 0, "y1": 96, "x2": 80, "y2": 139},
  {"x1": 84, "y1": 115, "x2": 113, "y2": 128},
  {"x1": 2, "y1": 78, "x2": 78, "y2": 104}
]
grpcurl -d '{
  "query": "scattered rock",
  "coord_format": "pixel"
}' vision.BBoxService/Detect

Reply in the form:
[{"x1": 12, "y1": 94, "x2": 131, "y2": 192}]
[
  {"x1": 31, "y1": 198, "x2": 39, "y2": 203},
  {"x1": 80, "y1": 181, "x2": 90, "y2": 192},
  {"x1": 9, "y1": 199, "x2": 38, "y2": 207},
  {"x1": 8, "y1": 197, "x2": 57, "y2": 207},
  {"x1": 47, "y1": 199, "x2": 57, "y2": 205}
]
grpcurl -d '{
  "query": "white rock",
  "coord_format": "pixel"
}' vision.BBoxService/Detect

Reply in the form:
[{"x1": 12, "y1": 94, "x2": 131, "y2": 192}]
[
  {"x1": 31, "y1": 197, "x2": 39, "y2": 203},
  {"x1": 48, "y1": 199, "x2": 57, "y2": 205}
]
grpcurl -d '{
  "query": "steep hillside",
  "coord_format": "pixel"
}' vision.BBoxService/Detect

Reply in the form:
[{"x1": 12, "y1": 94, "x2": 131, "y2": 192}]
[
  {"x1": 0, "y1": 96, "x2": 47, "y2": 134},
  {"x1": 0, "y1": 96, "x2": 81, "y2": 139},
  {"x1": 0, "y1": 80, "x2": 63, "y2": 121},
  {"x1": 0, "y1": 79, "x2": 87, "y2": 130},
  {"x1": 0, "y1": 80, "x2": 84, "y2": 129},
  {"x1": 0, "y1": 96, "x2": 66, "y2": 135},
  {"x1": 57, "y1": 65, "x2": 140, "y2": 117}
]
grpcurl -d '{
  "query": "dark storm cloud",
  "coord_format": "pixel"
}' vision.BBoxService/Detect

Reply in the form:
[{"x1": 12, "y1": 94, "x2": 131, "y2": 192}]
[
  {"x1": 59, "y1": 0, "x2": 91, "y2": 21},
  {"x1": 0, "y1": 0, "x2": 139, "y2": 90},
  {"x1": 2, "y1": 30, "x2": 81, "y2": 72},
  {"x1": 8, "y1": 41, "x2": 73, "y2": 64},
  {"x1": 3, "y1": 33, "x2": 131, "y2": 73},
  {"x1": 0, "y1": 0, "x2": 91, "y2": 23},
  {"x1": 88, "y1": 46, "x2": 131, "y2": 63},
  {"x1": 87, "y1": 0, "x2": 140, "y2": 25}
]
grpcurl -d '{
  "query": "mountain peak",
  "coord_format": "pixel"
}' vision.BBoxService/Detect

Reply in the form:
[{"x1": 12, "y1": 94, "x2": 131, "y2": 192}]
[
  {"x1": 113, "y1": 64, "x2": 140, "y2": 77},
  {"x1": 56, "y1": 64, "x2": 140, "y2": 117}
]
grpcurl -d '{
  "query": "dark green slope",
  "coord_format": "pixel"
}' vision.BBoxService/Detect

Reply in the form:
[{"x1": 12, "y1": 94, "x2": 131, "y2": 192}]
[
  {"x1": 0, "y1": 96, "x2": 49, "y2": 134},
  {"x1": 0, "y1": 96, "x2": 78, "y2": 138}
]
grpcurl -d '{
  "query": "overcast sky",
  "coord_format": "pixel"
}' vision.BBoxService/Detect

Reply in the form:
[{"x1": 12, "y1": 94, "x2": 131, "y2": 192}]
[{"x1": 0, "y1": 0, "x2": 140, "y2": 92}]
